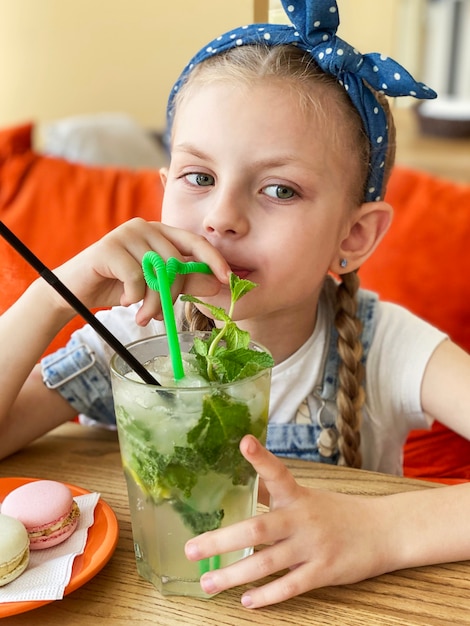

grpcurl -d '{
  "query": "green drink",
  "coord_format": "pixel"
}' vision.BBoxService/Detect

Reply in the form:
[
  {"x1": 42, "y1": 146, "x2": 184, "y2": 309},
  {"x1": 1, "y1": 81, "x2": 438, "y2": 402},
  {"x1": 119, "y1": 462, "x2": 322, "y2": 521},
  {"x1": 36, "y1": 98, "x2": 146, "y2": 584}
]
[{"x1": 110, "y1": 332, "x2": 272, "y2": 598}]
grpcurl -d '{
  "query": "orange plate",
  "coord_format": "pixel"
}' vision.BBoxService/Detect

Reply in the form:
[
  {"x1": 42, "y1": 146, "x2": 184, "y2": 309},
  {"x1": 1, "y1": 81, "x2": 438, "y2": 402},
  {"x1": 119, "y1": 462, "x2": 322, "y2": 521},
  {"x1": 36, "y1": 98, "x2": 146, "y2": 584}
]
[{"x1": 0, "y1": 477, "x2": 119, "y2": 618}]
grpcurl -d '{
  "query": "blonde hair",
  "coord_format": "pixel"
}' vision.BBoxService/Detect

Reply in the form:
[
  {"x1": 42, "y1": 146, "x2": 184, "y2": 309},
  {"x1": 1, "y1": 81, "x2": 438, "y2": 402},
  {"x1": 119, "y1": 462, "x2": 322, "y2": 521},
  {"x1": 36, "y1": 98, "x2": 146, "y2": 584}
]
[{"x1": 175, "y1": 44, "x2": 396, "y2": 468}]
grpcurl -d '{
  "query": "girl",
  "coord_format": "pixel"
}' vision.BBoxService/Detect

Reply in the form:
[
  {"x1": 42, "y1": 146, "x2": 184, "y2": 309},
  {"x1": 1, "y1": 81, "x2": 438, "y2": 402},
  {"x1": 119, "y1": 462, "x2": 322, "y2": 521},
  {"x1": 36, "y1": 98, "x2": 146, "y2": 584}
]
[{"x1": 1, "y1": 0, "x2": 469, "y2": 608}]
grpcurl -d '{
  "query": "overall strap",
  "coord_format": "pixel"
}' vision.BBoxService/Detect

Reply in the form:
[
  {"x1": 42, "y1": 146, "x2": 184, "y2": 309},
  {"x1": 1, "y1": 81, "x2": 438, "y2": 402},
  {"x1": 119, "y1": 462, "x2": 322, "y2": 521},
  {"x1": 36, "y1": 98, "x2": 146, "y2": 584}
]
[
  {"x1": 266, "y1": 286, "x2": 379, "y2": 463},
  {"x1": 319, "y1": 287, "x2": 379, "y2": 403}
]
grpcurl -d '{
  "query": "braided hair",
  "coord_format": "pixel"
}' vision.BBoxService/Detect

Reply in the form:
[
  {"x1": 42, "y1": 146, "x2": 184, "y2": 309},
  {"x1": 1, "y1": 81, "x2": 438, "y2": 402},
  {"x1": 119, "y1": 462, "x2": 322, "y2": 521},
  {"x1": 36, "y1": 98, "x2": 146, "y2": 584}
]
[{"x1": 333, "y1": 91, "x2": 396, "y2": 468}]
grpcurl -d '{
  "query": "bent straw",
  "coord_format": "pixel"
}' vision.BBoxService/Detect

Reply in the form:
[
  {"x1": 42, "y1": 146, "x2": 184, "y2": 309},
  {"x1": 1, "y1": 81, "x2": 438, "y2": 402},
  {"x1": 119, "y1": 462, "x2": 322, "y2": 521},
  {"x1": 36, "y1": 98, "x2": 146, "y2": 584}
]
[
  {"x1": 142, "y1": 252, "x2": 222, "y2": 571},
  {"x1": 0, "y1": 221, "x2": 160, "y2": 386},
  {"x1": 198, "y1": 555, "x2": 221, "y2": 576},
  {"x1": 142, "y1": 252, "x2": 212, "y2": 381}
]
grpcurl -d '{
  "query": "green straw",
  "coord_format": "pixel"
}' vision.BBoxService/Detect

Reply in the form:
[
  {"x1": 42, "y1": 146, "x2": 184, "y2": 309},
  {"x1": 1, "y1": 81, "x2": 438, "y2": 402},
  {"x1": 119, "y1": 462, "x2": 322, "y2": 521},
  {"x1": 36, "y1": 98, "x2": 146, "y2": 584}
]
[
  {"x1": 143, "y1": 252, "x2": 222, "y2": 570},
  {"x1": 142, "y1": 252, "x2": 212, "y2": 381},
  {"x1": 198, "y1": 555, "x2": 221, "y2": 576}
]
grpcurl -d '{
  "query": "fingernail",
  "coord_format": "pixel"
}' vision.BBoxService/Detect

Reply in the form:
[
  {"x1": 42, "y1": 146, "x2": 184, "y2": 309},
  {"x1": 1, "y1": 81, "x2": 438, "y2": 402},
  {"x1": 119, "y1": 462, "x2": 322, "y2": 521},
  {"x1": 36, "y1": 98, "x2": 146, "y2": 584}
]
[
  {"x1": 200, "y1": 574, "x2": 217, "y2": 594},
  {"x1": 245, "y1": 435, "x2": 257, "y2": 455},
  {"x1": 241, "y1": 594, "x2": 253, "y2": 608},
  {"x1": 185, "y1": 542, "x2": 200, "y2": 560}
]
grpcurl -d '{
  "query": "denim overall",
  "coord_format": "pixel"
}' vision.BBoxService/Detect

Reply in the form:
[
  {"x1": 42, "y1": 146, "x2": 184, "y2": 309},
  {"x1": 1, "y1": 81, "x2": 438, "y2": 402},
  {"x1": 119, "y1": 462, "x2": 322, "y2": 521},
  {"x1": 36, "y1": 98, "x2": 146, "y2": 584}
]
[{"x1": 266, "y1": 288, "x2": 378, "y2": 464}]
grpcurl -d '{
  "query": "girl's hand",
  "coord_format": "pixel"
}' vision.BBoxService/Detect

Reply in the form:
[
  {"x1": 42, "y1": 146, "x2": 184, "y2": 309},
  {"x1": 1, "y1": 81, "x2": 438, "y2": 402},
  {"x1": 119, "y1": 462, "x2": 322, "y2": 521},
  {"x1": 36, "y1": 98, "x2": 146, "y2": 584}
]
[
  {"x1": 51, "y1": 218, "x2": 231, "y2": 322},
  {"x1": 185, "y1": 435, "x2": 396, "y2": 608}
]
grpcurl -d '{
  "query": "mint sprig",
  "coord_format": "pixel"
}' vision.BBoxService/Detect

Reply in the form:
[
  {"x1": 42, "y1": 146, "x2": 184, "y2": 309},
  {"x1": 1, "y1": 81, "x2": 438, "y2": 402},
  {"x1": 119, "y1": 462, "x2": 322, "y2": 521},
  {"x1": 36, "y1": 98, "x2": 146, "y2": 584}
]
[{"x1": 181, "y1": 274, "x2": 274, "y2": 382}]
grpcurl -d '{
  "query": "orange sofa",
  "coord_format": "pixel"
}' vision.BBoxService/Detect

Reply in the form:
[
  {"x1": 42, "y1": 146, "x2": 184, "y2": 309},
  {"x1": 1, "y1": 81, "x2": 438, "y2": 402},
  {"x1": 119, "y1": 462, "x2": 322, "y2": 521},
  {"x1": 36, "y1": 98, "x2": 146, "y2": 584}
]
[
  {"x1": 1, "y1": 121, "x2": 469, "y2": 482},
  {"x1": 0, "y1": 122, "x2": 162, "y2": 355},
  {"x1": 360, "y1": 164, "x2": 470, "y2": 483}
]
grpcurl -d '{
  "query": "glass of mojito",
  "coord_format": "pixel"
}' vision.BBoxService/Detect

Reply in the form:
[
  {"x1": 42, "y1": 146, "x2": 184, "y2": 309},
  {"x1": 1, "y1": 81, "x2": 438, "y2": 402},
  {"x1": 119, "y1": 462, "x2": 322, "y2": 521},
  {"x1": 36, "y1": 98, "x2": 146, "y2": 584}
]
[{"x1": 110, "y1": 331, "x2": 272, "y2": 598}]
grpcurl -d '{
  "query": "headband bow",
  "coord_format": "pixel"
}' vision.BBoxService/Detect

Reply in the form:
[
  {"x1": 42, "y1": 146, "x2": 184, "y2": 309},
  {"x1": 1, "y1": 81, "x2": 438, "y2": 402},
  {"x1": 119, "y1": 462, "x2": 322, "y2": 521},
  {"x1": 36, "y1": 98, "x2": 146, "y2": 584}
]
[{"x1": 167, "y1": 0, "x2": 437, "y2": 202}]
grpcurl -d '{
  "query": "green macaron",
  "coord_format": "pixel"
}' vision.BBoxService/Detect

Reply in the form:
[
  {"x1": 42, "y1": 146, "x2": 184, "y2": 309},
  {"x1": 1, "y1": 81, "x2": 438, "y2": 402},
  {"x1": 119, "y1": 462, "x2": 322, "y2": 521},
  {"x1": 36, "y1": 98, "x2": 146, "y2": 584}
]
[{"x1": 0, "y1": 513, "x2": 30, "y2": 586}]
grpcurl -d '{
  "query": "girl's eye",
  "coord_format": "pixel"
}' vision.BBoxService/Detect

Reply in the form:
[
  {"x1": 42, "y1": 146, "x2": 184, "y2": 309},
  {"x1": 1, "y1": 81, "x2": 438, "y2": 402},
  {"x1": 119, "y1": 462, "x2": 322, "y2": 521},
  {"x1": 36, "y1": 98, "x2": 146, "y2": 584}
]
[
  {"x1": 185, "y1": 173, "x2": 215, "y2": 187},
  {"x1": 264, "y1": 184, "x2": 295, "y2": 200}
]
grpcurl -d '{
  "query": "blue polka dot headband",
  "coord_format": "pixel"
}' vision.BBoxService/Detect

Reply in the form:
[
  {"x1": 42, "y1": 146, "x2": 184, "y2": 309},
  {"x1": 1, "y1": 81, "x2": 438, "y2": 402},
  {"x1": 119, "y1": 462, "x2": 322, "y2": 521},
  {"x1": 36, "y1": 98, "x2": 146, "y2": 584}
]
[{"x1": 167, "y1": 0, "x2": 437, "y2": 202}]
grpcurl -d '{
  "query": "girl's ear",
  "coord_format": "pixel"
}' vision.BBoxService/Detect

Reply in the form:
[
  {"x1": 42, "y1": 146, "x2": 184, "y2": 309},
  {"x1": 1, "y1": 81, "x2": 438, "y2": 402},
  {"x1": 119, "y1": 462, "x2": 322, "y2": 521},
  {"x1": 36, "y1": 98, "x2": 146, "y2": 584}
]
[
  {"x1": 331, "y1": 201, "x2": 393, "y2": 274},
  {"x1": 159, "y1": 167, "x2": 169, "y2": 189}
]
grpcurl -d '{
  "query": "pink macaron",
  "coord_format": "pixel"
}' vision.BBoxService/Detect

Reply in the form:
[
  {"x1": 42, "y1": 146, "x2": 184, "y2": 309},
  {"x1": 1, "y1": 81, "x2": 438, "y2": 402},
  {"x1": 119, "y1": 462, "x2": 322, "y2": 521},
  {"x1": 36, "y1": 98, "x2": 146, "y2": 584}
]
[{"x1": 1, "y1": 480, "x2": 80, "y2": 550}]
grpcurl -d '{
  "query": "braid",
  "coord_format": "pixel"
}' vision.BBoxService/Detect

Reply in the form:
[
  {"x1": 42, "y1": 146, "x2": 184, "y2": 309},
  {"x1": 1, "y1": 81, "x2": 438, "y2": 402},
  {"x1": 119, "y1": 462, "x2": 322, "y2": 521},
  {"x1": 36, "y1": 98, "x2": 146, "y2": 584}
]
[
  {"x1": 181, "y1": 302, "x2": 215, "y2": 332},
  {"x1": 332, "y1": 93, "x2": 395, "y2": 469},
  {"x1": 334, "y1": 270, "x2": 365, "y2": 468}
]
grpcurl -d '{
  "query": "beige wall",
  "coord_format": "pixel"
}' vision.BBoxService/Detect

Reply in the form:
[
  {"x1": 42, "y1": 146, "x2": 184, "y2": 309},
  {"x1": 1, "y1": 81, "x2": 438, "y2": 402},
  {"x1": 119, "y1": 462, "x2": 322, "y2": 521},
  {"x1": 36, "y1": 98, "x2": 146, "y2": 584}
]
[
  {"x1": 0, "y1": 0, "x2": 267, "y2": 129},
  {"x1": 0, "y1": 0, "x2": 429, "y2": 131}
]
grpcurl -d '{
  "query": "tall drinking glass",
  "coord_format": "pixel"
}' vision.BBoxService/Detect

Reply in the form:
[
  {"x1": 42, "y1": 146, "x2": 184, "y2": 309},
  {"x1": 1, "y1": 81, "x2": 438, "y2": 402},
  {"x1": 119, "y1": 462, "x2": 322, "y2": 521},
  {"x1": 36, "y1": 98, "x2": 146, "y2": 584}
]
[{"x1": 110, "y1": 332, "x2": 272, "y2": 598}]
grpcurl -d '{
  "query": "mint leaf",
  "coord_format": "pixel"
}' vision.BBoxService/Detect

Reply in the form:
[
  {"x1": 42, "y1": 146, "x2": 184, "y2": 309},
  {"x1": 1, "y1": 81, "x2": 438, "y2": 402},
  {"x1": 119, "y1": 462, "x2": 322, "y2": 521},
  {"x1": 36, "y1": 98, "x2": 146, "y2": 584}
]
[
  {"x1": 202, "y1": 347, "x2": 268, "y2": 383},
  {"x1": 222, "y1": 321, "x2": 250, "y2": 350},
  {"x1": 181, "y1": 294, "x2": 231, "y2": 324},
  {"x1": 187, "y1": 391, "x2": 258, "y2": 486},
  {"x1": 187, "y1": 391, "x2": 251, "y2": 464},
  {"x1": 173, "y1": 500, "x2": 224, "y2": 535},
  {"x1": 161, "y1": 446, "x2": 203, "y2": 498},
  {"x1": 229, "y1": 273, "x2": 257, "y2": 303},
  {"x1": 191, "y1": 335, "x2": 209, "y2": 355},
  {"x1": 127, "y1": 436, "x2": 201, "y2": 500}
]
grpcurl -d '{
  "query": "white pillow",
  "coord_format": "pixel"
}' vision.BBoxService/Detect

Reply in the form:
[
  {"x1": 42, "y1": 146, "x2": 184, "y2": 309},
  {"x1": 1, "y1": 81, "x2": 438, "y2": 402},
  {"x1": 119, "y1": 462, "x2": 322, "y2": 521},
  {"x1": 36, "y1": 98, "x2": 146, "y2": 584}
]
[{"x1": 39, "y1": 113, "x2": 168, "y2": 169}]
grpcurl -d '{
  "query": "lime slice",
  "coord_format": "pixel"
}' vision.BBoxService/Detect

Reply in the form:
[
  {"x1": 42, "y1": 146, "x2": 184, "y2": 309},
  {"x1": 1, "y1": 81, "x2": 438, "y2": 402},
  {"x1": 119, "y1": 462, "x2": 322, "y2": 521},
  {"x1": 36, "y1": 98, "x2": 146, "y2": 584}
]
[{"x1": 123, "y1": 464, "x2": 170, "y2": 501}]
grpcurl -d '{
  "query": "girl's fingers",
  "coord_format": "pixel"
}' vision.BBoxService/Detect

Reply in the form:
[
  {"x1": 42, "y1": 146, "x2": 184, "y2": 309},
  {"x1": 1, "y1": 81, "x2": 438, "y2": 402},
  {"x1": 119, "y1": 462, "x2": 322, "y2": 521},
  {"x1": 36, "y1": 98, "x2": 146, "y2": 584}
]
[
  {"x1": 240, "y1": 565, "x2": 313, "y2": 609},
  {"x1": 156, "y1": 223, "x2": 231, "y2": 284},
  {"x1": 95, "y1": 219, "x2": 230, "y2": 288},
  {"x1": 186, "y1": 506, "x2": 287, "y2": 564},
  {"x1": 240, "y1": 435, "x2": 301, "y2": 508},
  {"x1": 61, "y1": 218, "x2": 231, "y2": 317},
  {"x1": 136, "y1": 264, "x2": 224, "y2": 325},
  {"x1": 197, "y1": 537, "x2": 303, "y2": 598},
  {"x1": 133, "y1": 289, "x2": 164, "y2": 324},
  {"x1": 109, "y1": 220, "x2": 231, "y2": 316},
  {"x1": 201, "y1": 559, "x2": 315, "y2": 609}
]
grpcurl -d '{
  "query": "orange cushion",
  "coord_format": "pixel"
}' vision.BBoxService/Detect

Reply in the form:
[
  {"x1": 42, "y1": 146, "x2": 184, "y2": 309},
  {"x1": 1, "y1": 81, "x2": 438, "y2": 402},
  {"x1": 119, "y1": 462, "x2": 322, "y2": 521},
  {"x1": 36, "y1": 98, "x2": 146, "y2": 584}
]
[
  {"x1": 402, "y1": 421, "x2": 470, "y2": 484},
  {"x1": 361, "y1": 166, "x2": 470, "y2": 351},
  {"x1": 0, "y1": 122, "x2": 163, "y2": 356},
  {"x1": 360, "y1": 166, "x2": 470, "y2": 482}
]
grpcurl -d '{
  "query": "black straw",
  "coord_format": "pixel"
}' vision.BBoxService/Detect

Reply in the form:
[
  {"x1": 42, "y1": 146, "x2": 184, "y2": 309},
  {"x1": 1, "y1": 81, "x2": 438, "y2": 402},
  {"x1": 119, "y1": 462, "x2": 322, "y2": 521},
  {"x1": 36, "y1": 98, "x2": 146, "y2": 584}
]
[{"x1": 0, "y1": 221, "x2": 160, "y2": 386}]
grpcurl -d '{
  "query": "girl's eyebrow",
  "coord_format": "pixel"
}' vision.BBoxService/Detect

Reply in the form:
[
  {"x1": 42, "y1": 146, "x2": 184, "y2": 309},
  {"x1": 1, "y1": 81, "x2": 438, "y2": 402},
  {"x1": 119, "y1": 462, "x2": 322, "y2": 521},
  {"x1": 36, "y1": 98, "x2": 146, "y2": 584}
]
[
  {"x1": 172, "y1": 143, "x2": 210, "y2": 160},
  {"x1": 250, "y1": 155, "x2": 323, "y2": 176},
  {"x1": 173, "y1": 143, "x2": 306, "y2": 170},
  {"x1": 254, "y1": 156, "x2": 301, "y2": 168},
  {"x1": 172, "y1": 142, "x2": 320, "y2": 178}
]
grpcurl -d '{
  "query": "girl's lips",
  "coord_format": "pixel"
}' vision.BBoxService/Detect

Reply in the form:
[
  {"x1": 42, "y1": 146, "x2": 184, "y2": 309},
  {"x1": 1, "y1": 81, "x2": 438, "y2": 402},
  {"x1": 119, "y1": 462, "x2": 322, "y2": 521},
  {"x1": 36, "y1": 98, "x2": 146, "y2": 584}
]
[{"x1": 230, "y1": 267, "x2": 252, "y2": 280}]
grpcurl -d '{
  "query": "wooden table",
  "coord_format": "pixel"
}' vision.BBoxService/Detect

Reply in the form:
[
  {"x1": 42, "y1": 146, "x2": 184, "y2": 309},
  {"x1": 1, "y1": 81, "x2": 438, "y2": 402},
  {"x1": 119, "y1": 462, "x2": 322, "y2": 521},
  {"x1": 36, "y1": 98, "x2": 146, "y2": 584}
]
[{"x1": 1, "y1": 422, "x2": 469, "y2": 625}]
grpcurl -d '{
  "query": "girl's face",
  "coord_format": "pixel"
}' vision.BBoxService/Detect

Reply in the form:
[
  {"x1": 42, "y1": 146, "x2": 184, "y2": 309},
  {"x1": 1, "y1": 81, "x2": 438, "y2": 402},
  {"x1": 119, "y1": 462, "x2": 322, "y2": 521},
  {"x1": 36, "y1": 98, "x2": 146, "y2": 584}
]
[{"x1": 161, "y1": 80, "x2": 361, "y2": 348}]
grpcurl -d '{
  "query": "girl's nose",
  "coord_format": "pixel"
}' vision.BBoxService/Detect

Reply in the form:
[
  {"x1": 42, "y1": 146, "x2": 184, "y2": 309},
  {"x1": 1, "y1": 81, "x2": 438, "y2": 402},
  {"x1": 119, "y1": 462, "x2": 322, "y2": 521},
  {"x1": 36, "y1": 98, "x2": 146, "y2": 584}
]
[{"x1": 202, "y1": 192, "x2": 249, "y2": 238}]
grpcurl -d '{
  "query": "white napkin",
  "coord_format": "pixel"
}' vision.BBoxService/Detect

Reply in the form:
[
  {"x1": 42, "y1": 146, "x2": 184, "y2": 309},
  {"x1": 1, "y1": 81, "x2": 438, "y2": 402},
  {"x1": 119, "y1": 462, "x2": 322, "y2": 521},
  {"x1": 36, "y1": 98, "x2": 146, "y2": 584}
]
[{"x1": 0, "y1": 492, "x2": 100, "y2": 602}]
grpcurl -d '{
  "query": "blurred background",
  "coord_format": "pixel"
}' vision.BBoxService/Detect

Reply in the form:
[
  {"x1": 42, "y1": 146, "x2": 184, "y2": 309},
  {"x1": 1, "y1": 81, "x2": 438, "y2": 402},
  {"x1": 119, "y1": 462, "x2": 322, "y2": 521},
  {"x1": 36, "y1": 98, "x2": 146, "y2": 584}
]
[
  {"x1": 0, "y1": 0, "x2": 266, "y2": 129},
  {"x1": 0, "y1": 0, "x2": 468, "y2": 179},
  {"x1": 2, "y1": 0, "x2": 468, "y2": 128}
]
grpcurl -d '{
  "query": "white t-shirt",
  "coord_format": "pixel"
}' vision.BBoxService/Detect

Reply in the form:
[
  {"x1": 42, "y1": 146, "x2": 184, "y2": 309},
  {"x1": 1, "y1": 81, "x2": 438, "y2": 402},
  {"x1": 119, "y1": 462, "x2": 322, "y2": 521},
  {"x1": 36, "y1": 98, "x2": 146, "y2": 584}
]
[
  {"x1": 69, "y1": 288, "x2": 446, "y2": 475},
  {"x1": 268, "y1": 294, "x2": 446, "y2": 474}
]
